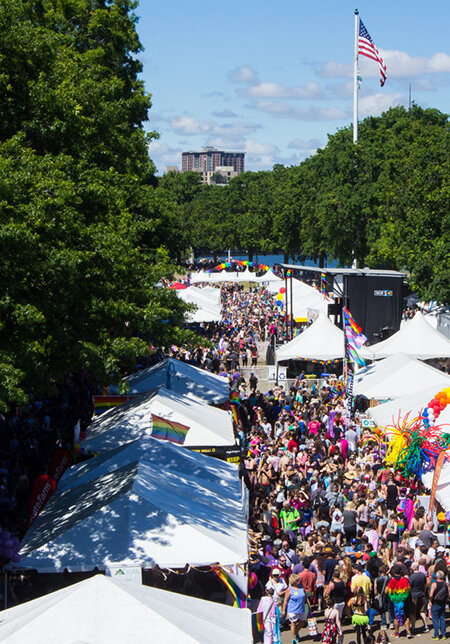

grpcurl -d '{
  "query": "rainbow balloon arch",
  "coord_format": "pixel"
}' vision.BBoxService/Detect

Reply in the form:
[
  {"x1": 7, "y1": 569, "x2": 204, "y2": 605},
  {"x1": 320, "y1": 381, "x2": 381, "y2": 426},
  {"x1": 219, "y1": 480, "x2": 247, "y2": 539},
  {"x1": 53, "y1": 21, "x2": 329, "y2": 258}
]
[
  {"x1": 206, "y1": 259, "x2": 269, "y2": 273},
  {"x1": 378, "y1": 386, "x2": 450, "y2": 479}
]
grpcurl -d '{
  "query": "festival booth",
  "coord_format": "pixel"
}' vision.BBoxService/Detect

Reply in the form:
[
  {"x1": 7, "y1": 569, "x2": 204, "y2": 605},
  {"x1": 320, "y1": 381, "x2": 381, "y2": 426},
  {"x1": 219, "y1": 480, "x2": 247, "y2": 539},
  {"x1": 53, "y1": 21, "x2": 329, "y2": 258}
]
[
  {"x1": 176, "y1": 286, "x2": 222, "y2": 323},
  {"x1": 0, "y1": 575, "x2": 253, "y2": 643},
  {"x1": 125, "y1": 358, "x2": 229, "y2": 405},
  {"x1": 14, "y1": 437, "x2": 248, "y2": 574},
  {"x1": 370, "y1": 312, "x2": 450, "y2": 360},
  {"x1": 81, "y1": 387, "x2": 236, "y2": 454},
  {"x1": 288, "y1": 279, "x2": 332, "y2": 322},
  {"x1": 276, "y1": 312, "x2": 371, "y2": 363},
  {"x1": 354, "y1": 354, "x2": 450, "y2": 401},
  {"x1": 255, "y1": 268, "x2": 283, "y2": 293}
]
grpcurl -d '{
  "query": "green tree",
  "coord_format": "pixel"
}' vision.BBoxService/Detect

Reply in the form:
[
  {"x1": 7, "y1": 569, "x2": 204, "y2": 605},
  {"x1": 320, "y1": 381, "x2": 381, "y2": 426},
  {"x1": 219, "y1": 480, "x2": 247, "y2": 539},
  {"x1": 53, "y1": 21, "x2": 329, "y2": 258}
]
[{"x1": 0, "y1": 1, "x2": 193, "y2": 409}]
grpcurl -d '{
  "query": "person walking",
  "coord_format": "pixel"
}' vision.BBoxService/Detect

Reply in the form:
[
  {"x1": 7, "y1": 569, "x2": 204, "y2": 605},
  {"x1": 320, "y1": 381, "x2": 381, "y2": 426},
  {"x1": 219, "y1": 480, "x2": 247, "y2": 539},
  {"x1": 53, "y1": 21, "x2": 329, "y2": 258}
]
[
  {"x1": 283, "y1": 574, "x2": 307, "y2": 644},
  {"x1": 428, "y1": 569, "x2": 449, "y2": 640},
  {"x1": 349, "y1": 587, "x2": 370, "y2": 644}
]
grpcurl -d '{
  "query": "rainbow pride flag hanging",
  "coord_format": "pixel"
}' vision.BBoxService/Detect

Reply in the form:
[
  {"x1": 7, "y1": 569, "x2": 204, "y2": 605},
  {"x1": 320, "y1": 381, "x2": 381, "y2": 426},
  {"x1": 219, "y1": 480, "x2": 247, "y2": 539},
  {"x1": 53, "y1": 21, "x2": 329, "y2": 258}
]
[
  {"x1": 252, "y1": 611, "x2": 264, "y2": 633},
  {"x1": 92, "y1": 395, "x2": 134, "y2": 416},
  {"x1": 212, "y1": 566, "x2": 247, "y2": 608},
  {"x1": 151, "y1": 414, "x2": 190, "y2": 445}
]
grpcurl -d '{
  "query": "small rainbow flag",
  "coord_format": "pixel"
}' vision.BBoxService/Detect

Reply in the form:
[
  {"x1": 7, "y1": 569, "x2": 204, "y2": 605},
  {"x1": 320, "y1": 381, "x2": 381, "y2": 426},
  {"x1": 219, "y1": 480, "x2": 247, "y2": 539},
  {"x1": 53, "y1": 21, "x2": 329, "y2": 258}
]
[
  {"x1": 252, "y1": 611, "x2": 264, "y2": 632},
  {"x1": 229, "y1": 390, "x2": 240, "y2": 402},
  {"x1": 92, "y1": 395, "x2": 134, "y2": 416},
  {"x1": 151, "y1": 414, "x2": 190, "y2": 445},
  {"x1": 212, "y1": 566, "x2": 247, "y2": 608}
]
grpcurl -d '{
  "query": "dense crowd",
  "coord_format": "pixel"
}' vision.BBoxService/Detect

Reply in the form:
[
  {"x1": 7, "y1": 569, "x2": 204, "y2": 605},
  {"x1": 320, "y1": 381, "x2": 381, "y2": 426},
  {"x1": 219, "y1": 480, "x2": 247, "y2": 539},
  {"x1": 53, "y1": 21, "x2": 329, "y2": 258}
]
[{"x1": 205, "y1": 285, "x2": 449, "y2": 644}]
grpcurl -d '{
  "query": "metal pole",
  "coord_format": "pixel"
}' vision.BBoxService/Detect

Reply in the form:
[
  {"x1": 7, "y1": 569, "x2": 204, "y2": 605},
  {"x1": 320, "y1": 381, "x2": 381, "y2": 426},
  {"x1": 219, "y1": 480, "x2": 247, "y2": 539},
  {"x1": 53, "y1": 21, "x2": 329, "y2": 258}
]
[
  {"x1": 353, "y1": 9, "x2": 359, "y2": 143},
  {"x1": 290, "y1": 271, "x2": 293, "y2": 340}
]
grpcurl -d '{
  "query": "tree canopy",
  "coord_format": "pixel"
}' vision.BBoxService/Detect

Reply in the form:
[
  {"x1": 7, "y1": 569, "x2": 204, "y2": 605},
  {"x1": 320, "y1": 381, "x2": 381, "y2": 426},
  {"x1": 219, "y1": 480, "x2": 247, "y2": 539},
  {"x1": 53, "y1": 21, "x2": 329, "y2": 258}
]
[{"x1": 0, "y1": 0, "x2": 193, "y2": 410}]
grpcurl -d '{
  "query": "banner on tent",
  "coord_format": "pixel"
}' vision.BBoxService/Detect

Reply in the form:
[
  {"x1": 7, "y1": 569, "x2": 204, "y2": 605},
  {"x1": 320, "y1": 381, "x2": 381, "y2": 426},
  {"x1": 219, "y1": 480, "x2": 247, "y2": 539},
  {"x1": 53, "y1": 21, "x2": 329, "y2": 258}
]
[
  {"x1": 186, "y1": 444, "x2": 241, "y2": 463},
  {"x1": 27, "y1": 475, "x2": 56, "y2": 527},
  {"x1": 48, "y1": 448, "x2": 73, "y2": 485}
]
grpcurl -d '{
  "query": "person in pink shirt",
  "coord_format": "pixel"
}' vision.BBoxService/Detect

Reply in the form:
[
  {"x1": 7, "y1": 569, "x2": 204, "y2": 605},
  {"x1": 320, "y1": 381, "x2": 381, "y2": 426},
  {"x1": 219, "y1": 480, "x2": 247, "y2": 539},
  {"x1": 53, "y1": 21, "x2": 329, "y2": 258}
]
[{"x1": 308, "y1": 419, "x2": 320, "y2": 436}]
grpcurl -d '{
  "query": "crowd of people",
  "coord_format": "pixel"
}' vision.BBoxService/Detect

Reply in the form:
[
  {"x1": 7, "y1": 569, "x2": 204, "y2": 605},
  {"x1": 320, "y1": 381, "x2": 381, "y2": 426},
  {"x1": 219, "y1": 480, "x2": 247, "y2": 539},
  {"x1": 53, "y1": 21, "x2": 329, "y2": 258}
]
[{"x1": 201, "y1": 284, "x2": 449, "y2": 644}]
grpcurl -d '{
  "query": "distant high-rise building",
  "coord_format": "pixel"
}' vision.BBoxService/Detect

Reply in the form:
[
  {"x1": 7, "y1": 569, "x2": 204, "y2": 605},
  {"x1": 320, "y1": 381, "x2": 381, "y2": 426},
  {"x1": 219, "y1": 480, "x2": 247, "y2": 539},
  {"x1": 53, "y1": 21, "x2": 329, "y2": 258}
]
[{"x1": 181, "y1": 147, "x2": 244, "y2": 181}]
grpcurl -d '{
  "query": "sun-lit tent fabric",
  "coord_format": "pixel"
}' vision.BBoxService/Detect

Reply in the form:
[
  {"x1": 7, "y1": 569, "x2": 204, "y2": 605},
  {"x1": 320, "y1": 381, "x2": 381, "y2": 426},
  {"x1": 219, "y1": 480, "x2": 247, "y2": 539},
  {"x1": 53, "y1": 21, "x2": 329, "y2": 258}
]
[
  {"x1": 370, "y1": 312, "x2": 450, "y2": 360},
  {"x1": 177, "y1": 286, "x2": 222, "y2": 323},
  {"x1": 289, "y1": 279, "x2": 332, "y2": 320},
  {"x1": 256, "y1": 269, "x2": 283, "y2": 293},
  {"x1": 82, "y1": 387, "x2": 235, "y2": 452},
  {"x1": 125, "y1": 358, "x2": 229, "y2": 404},
  {"x1": 0, "y1": 575, "x2": 253, "y2": 644},
  {"x1": 354, "y1": 354, "x2": 450, "y2": 400},
  {"x1": 368, "y1": 384, "x2": 450, "y2": 429},
  {"x1": 422, "y1": 463, "x2": 450, "y2": 513},
  {"x1": 276, "y1": 312, "x2": 371, "y2": 362},
  {"x1": 16, "y1": 438, "x2": 248, "y2": 572}
]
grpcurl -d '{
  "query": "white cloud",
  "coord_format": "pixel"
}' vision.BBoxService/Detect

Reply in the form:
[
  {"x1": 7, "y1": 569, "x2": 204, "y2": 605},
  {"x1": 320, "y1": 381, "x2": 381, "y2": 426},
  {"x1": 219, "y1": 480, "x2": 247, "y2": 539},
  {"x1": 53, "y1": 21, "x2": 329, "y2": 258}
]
[
  {"x1": 170, "y1": 115, "x2": 260, "y2": 137},
  {"x1": 288, "y1": 138, "x2": 322, "y2": 150},
  {"x1": 147, "y1": 141, "x2": 182, "y2": 172},
  {"x1": 318, "y1": 60, "x2": 352, "y2": 78},
  {"x1": 381, "y1": 50, "x2": 450, "y2": 78},
  {"x1": 358, "y1": 92, "x2": 404, "y2": 117},
  {"x1": 228, "y1": 65, "x2": 258, "y2": 84},
  {"x1": 212, "y1": 109, "x2": 238, "y2": 118},
  {"x1": 238, "y1": 80, "x2": 323, "y2": 100},
  {"x1": 244, "y1": 138, "x2": 279, "y2": 155},
  {"x1": 318, "y1": 51, "x2": 450, "y2": 81},
  {"x1": 327, "y1": 81, "x2": 354, "y2": 99},
  {"x1": 251, "y1": 101, "x2": 348, "y2": 121}
]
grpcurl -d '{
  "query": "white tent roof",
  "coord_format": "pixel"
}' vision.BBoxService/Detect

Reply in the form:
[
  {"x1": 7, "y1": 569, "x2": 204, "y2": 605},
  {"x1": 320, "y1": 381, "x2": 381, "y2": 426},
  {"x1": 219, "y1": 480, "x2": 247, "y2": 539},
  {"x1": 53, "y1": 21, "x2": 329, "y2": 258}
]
[
  {"x1": 289, "y1": 279, "x2": 332, "y2": 319},
  {"x1": 125, "y1": 358, "x2": 229, "y2": 404},
  {"x1": 368, "y1": 383, "x2": 450, "y2": 429},
  {"x1": 17, "y1": 438, "x2": 248, "y2": 572},
  {"x1": 354, "y1": 354, "x2": 450, "y2": 400},
  {"x1": 422, "y1": 462, "x2": 450, "y2": 513},
  {"x1": 370, "y1": 312, "x2": 450, "y2": 360},
  {"x1": 177, "y1": 286, "x2": 222, "y2": 323},
  {"x1": 276, "y1": 312, "x2": 370, "y2": 362},
  {"x1": 0, "y1": 574, "x2": 252, "y2": 644},
  {"x1": 82, "y1": 387, "x2": 235, "y2": 452}
]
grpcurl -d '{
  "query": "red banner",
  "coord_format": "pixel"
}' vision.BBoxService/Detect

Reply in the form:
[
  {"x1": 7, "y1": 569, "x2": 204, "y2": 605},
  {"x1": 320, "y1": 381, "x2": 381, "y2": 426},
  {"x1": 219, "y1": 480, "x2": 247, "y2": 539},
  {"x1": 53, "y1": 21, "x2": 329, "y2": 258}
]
[
  {"x1": 48, "y1": 448, "x2": 73, "y2": 486},
  {"x1": 27, "y1": 475, "x2": 56, "y2": 527}
]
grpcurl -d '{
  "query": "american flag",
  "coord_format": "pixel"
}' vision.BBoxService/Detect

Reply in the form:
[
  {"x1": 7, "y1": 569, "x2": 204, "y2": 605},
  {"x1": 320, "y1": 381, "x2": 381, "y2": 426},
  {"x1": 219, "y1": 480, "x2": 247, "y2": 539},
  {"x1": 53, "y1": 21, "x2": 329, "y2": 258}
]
[{"x1": 358, "y1": 19, "x2": 387, "y2": 87}]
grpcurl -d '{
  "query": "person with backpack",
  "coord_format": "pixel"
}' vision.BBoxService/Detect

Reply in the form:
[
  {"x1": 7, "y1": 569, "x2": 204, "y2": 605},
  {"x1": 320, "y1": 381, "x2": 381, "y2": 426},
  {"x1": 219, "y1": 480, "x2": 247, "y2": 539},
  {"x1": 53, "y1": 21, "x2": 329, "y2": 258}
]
[{"x1": 428, "y1": 569, "x2": 449, "y2": 640}]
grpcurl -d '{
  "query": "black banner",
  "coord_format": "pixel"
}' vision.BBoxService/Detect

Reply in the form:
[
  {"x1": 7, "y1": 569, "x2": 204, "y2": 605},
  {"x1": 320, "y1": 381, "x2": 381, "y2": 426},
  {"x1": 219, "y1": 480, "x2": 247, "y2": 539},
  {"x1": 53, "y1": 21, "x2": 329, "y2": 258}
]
[
  {"x1": 346, "y1": 365, "x2": 354, "y2": 422},
  {"x1": 186, "y1": 444, "x2": 241, "y2": 463}
]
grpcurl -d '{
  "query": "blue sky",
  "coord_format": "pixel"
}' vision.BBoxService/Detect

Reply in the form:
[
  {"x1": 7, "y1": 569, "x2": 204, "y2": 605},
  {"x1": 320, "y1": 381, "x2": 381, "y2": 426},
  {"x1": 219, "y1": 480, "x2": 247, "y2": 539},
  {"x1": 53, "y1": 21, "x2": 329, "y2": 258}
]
[{"x1": 135, "y1": 0, "x2": 450, "y2": 173}]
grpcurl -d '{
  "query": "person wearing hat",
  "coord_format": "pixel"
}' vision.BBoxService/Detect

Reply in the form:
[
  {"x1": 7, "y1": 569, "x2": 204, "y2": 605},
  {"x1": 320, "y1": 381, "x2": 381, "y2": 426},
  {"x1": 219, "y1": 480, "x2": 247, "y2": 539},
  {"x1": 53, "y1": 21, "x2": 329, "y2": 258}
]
[{"x1": 266, "y1": 567, "x2": 287, "y2": 610}]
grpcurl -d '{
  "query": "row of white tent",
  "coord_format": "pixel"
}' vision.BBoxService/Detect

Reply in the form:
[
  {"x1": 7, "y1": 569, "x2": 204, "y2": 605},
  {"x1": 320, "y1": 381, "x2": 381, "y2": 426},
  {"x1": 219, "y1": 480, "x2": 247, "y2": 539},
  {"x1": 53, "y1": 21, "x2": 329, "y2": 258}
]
[
  {"x1": 6, "y1": 359, "x2": 251, "y2": 641},
  {"x1": 276, "y1": 311, "x2": 450, "y2": 363},
  {"x1": 0, "y1": 571, "x2": 252, "y2": 643}
]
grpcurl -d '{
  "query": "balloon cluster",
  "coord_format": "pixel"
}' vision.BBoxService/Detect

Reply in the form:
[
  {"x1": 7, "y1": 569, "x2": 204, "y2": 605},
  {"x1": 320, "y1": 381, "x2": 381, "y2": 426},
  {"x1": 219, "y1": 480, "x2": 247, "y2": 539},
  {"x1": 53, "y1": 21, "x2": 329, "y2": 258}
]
[
  {"x1": 0, "y1": 528, "x2": 21, "y2": 563},
  {"x1": 207, "y1": 260, "x2": 270, "y2": 273},
  {"x1": 275, "y1": 286, "x2": 285, "y2": 307},
  {"x1": 421, "y1": 387, "x2": 450, "y2": 428}
]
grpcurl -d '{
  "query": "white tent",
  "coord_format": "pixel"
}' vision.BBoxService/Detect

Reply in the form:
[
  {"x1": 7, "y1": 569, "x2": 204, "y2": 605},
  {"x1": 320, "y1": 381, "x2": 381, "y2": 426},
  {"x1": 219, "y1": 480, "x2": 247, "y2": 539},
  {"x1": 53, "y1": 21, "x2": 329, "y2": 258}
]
[
  {"x1": 125, "y1": 358, "x2": 229, "y2": 405},
  {"x1": 82, "y1": 387, "x2": 235, "y2": 452},
  {"x1": 0, "y1": 574, "x2": 253, "y2": 644},
  {"x1": 16, "y1": 438, "x2": 248, "y2": 572},
  {"x1": 177, "y1": 286, "x2": 222, "y2": 323},
  {"x1": 368, "y1": 383, "x2": 450, "y2": 429},
  {"x1": 354, "y1": 354, "x2": 450, "y2": 401},
  {"x1": 288, "y1": 279, "x2": 332, "y2": 320},
  {"x1": 370, "y1": 312, "x2": 450, "y2": 360},
  {"x1": 276, "y1": 312, "x2": 371, "y2": 362},
  {"x1": 422, "y1": 462, "x2": 450, "y2": 513}
]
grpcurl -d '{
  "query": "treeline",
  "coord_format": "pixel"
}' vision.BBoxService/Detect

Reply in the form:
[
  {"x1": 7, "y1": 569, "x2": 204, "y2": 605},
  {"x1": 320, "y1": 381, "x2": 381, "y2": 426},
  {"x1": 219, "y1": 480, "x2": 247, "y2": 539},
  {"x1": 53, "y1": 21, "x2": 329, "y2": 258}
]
[{"x1": 153, "y1": 105, "x2": 449, "y2": 305}]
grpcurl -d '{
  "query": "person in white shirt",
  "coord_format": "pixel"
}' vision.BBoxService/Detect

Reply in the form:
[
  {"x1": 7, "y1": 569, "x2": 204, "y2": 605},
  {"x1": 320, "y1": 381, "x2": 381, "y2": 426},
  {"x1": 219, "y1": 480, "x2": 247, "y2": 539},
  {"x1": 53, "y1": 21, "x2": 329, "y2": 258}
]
[{"x1": 266, "y1": 569, "x2": 287, "y2": 608}]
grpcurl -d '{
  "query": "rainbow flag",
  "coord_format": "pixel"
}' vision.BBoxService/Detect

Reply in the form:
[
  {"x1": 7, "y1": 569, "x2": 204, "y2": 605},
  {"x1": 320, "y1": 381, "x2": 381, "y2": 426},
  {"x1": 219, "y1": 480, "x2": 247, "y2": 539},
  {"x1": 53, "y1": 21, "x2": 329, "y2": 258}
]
[
  {"x1": 229, "y1": 390, "x2": 240, "y2": 403},
  {"x1": 212, "y1": 566, "x2": 246, "y2": 608},
  {"x1": 252, "y1": 611, "x2": 264, "y2": 632},
  {"x1": 92, "y1": 395, "x2": 134, "y2": 416},
  {"x1": 151, "y1": 414, "x2": 190, "y2": 445}
]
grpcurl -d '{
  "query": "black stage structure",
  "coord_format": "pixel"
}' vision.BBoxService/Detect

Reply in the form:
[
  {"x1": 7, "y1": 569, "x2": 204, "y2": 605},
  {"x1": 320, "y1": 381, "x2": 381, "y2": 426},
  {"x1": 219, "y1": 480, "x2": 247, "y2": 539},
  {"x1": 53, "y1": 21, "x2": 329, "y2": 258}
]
[{"x1": 279, "y1": 265, "x2": 407, "y2": 345}]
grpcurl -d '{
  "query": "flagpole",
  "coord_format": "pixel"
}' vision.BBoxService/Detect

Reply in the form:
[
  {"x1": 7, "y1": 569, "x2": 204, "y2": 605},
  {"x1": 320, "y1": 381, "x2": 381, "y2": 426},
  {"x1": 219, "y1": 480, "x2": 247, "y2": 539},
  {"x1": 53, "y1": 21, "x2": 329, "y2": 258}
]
[{"x1": 353, "y1": 9, "x2": 359, "y2": 143}]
